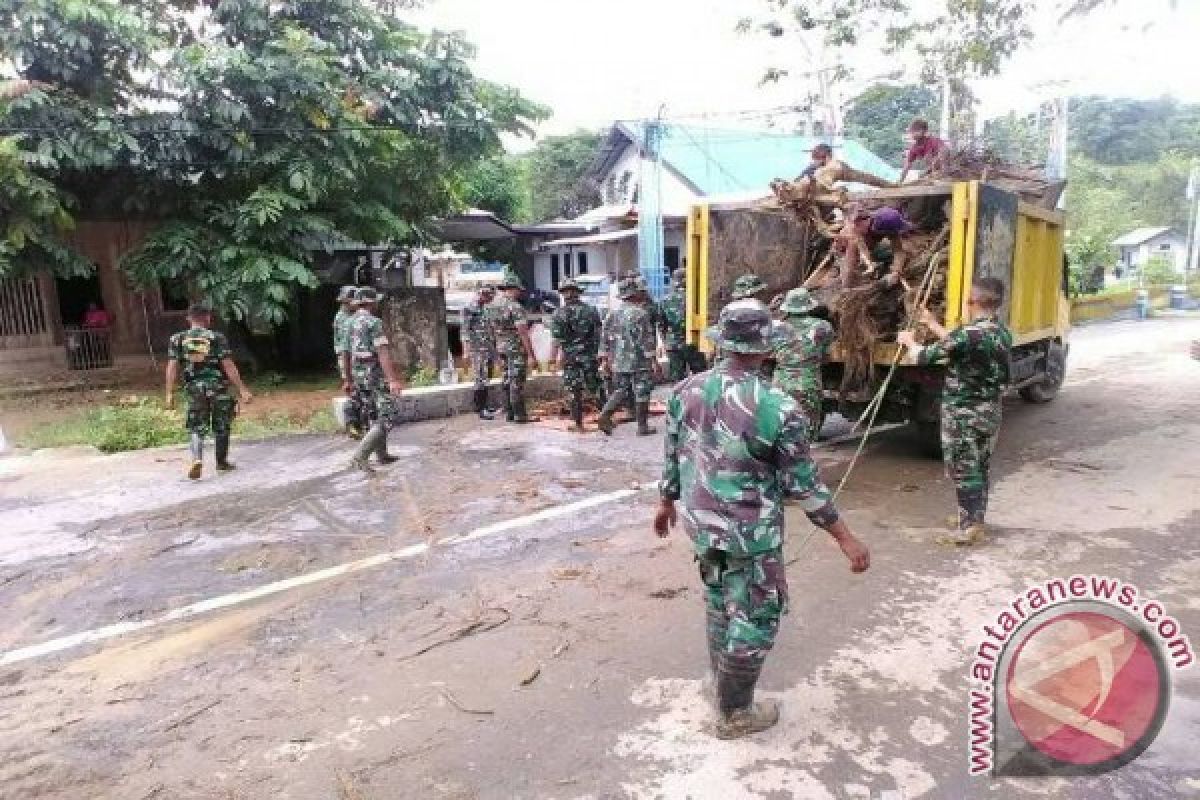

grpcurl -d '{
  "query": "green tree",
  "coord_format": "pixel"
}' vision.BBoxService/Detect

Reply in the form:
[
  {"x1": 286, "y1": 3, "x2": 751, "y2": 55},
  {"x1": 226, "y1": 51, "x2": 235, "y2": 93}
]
[
  {"x1": 521, "y1": 130, "x2": 603, "y2": 222},
  {"x1": 1142, "y1": 254, "x2": 1180, "y2": 286},
  {"x1": 0, "y1": 0, "x2": 545, "y2": 324},
  {"x1": 462, "y1": 155, "x2": 531, "y2": 224},
  {"x1": 843, "y1": 84, "x2": 938, "y2": 165}
]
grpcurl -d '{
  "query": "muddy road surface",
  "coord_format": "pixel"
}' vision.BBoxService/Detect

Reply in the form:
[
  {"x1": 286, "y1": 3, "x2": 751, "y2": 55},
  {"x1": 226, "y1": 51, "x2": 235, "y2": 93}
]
[{"x1": 2, "y1": 318, "x2": 1199, "y2": 799}]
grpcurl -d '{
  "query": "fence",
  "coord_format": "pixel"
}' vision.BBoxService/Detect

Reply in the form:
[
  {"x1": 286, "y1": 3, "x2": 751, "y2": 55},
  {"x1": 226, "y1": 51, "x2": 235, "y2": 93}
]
[
  {"x1": 0, "y1": 276, "x2": 52, "y2": 349},
  {"x1": 63, "y1": 326, "x2": 114, "y2": 370},
  {"x1": 1071, "y1": 282, "x2": 1200, "y2": 323}
]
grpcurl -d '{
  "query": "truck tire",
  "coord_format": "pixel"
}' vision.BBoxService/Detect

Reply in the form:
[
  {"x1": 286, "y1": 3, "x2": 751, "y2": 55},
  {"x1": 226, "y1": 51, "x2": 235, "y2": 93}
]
[{"x1": 1019, "y1": 341, "x2": 1067, "y2": 404}]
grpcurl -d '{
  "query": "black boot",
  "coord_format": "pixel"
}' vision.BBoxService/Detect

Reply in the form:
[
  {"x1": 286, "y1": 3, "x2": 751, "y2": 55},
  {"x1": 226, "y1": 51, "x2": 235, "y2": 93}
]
[
  {"x1": 636, "y1": 401, "x2": 657, "y2": 436},
  {"x1": 715, "y1": 653, "x2": 779, "y2": 739},
  {"x1": 474, "y1": 388, "x2": 495, "y2": 420},
  {"x1": 351, "y1": 424, "x2": 386, "y2": 473},
  {"x1": 187, "y1": 433, "x2": 204, "y2": 480},
  {"x1": 569, "y1": 391, "x2": 585, "y2": 432},
  {"x1": 215, "y1": 433, "x2": 235, "y2": 472},
  {"x1": 946, "y1": 488, "x2": 987, "y2": 545},
  {"x1": 511, "y1": 391, "x2": 532, "y2": 424},
  {"x1": 703, "y1": 608, "x2": 727, "y2": 709},
  {"x1": 502, "y1": 388, "x2": 514, "y2": 422},
  {"x1": 596, "y1": 391, "x2": 624, "y2": 436}
]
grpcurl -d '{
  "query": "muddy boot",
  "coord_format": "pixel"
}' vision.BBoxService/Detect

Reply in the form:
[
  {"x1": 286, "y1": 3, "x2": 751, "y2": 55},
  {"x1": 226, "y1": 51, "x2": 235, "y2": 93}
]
[
  {"x1": 187, "y1": 433, "x2": 204, "y2": 480},
  {"x1": 502, "y1": 390, "x2": 514, "y2": 422},
  {"x1": 214, "y1": 433, "x2": 236, "y2": 472},
  {"x1": 636, "y1": 401, "x2": 657, "y2": 436},
  {"x1": 715, "y1": 654, "x2": 779, "y2": 740},
  {"x1": 702, "y1": 609, "x2": 727, "y2": 709},
  {"x1": 474, "y1": 388, "x2": 495, "y2": 421},
  {"x1": 939, "y1": 489, "x2": 987, "y2": 546},
  {"x1": 596, "y1": 391, "x2": 624, "y2": 436},
  {"x1": 352, "y1": 424, "x2": 386, "y2": 473},
  {"x1": 569, "y1": 391, "x2": 585, "y2": 432}
]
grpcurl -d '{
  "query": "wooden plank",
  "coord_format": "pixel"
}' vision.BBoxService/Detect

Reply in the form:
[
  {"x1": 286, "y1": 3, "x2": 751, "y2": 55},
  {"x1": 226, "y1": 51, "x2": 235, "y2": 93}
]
[
  {"x1": 1017, "y1": 201, "x2": 1065, "y2": 225},
  {"x1": 848, "y1": 184, "x2": 954, "y2": 202}
]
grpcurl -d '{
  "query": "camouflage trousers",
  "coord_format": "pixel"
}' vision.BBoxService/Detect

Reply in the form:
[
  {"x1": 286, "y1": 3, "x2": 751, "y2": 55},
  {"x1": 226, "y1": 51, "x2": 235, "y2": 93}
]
[
  {"x1": 699, "y1": 547, "x2": 789, "y2": 666},
  {"x1": 184, "y1": 385, "x2": 235, "y2": 437},
  {"x1": 786, "y1": 386, "x2": 824, "y2": 443},
  {"x1": 563, "y1": 357, "x2": 604, "y2": 397},
  {"x1": 666, "y1": 346, "x2": 707, "y2": 383},
  {"x1": 498, "y1": 349, "x2": 528, "y2": 402},
  {"x1": 469, "y1": 348, "x2": 496, "y2": 390},
  {"x1": 352, "y1": 362, "x2": 401, "y2": 431},
  {"x1": 610, "y1": 369, "x2": 653, "y2": 406},
  {"x1": 941, "y1": 403, "x2": 1002, "y2": 527}
]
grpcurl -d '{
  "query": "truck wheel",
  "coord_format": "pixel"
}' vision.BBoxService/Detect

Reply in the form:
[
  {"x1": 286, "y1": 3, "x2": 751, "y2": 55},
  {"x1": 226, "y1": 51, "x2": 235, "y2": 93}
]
[{"x1": 1020, "y1": 341, "x2": 1067, "y2": 404}]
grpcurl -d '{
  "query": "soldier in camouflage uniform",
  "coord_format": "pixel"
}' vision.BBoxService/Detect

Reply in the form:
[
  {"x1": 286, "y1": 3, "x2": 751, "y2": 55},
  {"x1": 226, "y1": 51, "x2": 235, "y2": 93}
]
[
  {"x1": 343, "y1": 288, "x2": 407, "y2": 472},
  {"x1": 772, "y1": 288, "x2": 835, "y2": 442},
  {"x1": 464, "y1": 285, "x2": 498, "y2": 420},
  {"x1": 550, "y1": 279, "x2": 605, "y2": 432},
  {"x1": 333, "y1": 285, "x2": 365, "y2": 438},
  {"x1": 484, "y1": 270, "x2": 537, "y2": 424},
  {"x1": 658, "y1": 267, "x2": 707, "y2": 382},
  {"x1": 898, "y1": 277, "x2": 1012, "y2": 545},
  {"x1": 655, "y1": 301, "x2": 870, "y2": 739},
  {"x1": 731, "y1": 273, "x2": 769, "y2": 304},
  {"x1": 598, "y1": 276, "x2": 660, "y2": 436},
  {"x1": 164, "y1": 304, "x2": 253, "y2": 480}
]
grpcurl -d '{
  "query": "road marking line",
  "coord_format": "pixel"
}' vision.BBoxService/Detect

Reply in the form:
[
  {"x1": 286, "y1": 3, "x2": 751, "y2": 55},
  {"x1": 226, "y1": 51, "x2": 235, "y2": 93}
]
[{"x1": 0, "y1": 486, "x2": 651, "y2": 668}]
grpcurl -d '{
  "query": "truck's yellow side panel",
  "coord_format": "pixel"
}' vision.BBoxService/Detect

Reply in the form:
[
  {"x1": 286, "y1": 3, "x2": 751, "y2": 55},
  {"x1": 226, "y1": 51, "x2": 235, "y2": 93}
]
[
  {"x1": 946, "y1": 182, "x2": 974, "y2": 329},
  {"x1": 1011, "y1": 202, "x2": 1068, "y2": 345},
  {"x1": 686, "y1": 204, "x2": 712, "y2": 352}
]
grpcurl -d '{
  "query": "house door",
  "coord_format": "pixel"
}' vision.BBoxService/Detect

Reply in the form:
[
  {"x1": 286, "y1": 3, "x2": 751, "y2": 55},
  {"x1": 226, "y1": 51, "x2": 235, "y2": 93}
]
[
  {"x1": 550, "y1": 254, "x2": 560, "y2": 289},
  {"x1": 0, "y1": 275, "x2": 54, "y2": 350},
  {"x1": 664, "y1": 246, "x2": 681, "y2": 271}
]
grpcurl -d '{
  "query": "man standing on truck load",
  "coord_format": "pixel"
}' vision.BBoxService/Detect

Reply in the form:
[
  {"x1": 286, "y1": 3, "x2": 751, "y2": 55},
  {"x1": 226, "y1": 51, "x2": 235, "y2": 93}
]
[
  {"x1": 598, "y1": 276, "x2": 660, "y2": 436},
  {"x1": 333, "y1": 285, "x2": 365, "y2": 438},
  {"x1": 464, "y1": 284, "x2": 498, "y2": 421},
  {"x1": 772, "y1": 288, "x2": 835, "y2": 442},
  {"x1": 345, "y1": 288, "x2": 406, "y2": 472},
  {"x1": 655, "y1": 301, "x2": 870, "y2": 739},
  {"x1": 898, "y1": 118, "x2": 948, "y2": 184},
  {"x1": 658, "y1": 267, "x2": 707, "y2": 382},
  {"x1": 550, "y1": 279, "x2": 605, "y2": 432},
  {"x1": 485, "y1": 271, "x2": 538, "y2": 424},
  {"x1": 897, "y1": 277, "x2": 1012, "y2": 545}
]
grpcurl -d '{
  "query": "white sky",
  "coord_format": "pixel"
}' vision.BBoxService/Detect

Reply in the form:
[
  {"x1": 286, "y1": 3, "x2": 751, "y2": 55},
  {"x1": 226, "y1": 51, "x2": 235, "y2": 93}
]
[{"x1": 406, "y1": 0, "x2": 1200, "y2": 149}]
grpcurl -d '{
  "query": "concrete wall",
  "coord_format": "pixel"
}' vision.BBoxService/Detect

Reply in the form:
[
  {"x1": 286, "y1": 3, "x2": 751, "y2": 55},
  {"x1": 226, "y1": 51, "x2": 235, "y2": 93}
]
[{"x1": 381, "y1": 287, "x2": 448, "y2": 372}]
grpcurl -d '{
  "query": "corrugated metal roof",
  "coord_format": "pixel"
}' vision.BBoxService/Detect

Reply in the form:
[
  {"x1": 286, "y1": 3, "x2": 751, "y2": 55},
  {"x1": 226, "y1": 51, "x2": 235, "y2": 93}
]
[{"x1": 1112, "y1": 227, "x2": 1175, "y2": 247}]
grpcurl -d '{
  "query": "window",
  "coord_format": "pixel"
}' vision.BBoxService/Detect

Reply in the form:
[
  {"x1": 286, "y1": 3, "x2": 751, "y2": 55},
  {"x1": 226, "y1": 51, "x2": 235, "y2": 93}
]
[
  {"x1": 664, "y1": 246, "x2": 680, "y2": 270},
  {"x1": 550, "y1": 254, "x2": 560, "y2": 289},
  {"x1": 564, "y1": 251, "x2": 573, "y2": 277},
  {"x1": 1159, "y1": 243, "x2": 1173, "y2": 251},
  {"x1": 578, "y1": 252, "x2": 589, "y2": 275}
]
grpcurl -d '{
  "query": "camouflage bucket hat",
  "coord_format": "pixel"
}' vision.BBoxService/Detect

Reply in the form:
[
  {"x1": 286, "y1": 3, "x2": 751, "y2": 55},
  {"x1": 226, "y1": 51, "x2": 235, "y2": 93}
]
[
  {"x1": 714, "y1": 300, "x2": 773, "y2": 354},
  {"x1": 558, "y1": 279, "x2": 582, "y2": 293},
  {"x1": 672, "y1": 267, "x2": 687, "y2": 284},
  {"x1": 337, "y1": 285, "x2": 358, "y2": 302},
  {"x1": 498, "y1": 270, "x2": 524, "y2": 290},
  {"x1": 354, "y1": 287, "x2": 380, "y2": 304},
  {"x1": 780, "y1": 287, "x2": 819, "y2": 315},
  {"x1": 731, "y1": 274, "x2": 769, "y2": 300},
  {"x1": 618, "y1": 276, "x2": 645, "y2": 299}
]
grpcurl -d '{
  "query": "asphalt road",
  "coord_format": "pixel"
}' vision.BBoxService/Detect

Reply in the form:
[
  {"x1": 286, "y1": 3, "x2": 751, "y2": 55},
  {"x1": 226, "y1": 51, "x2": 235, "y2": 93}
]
[{"x1": 1, "y1": 317, "x2": 1198, "y2": 800}]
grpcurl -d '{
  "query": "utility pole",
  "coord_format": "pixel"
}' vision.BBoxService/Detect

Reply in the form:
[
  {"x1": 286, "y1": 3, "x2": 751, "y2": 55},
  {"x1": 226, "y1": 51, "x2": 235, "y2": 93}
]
[
  {"x1": 638, "y1": 106, "x2": 666, "y2": 299},
  {"x1": 1186, "y1": 162, "x2": 1200, "y2": 278}
]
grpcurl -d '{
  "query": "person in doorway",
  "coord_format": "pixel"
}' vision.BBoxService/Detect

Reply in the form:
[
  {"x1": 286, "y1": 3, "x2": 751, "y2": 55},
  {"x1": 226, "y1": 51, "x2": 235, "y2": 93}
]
[
  {"x1": 658, "y1": 267, "x2": 707, "y2": 382},
  {"x1": 82, "y1": 302, "x2": 112, "y2": 329},
  {"x1": 464, "y1": 284, "x2": 498, "y2": 420},
  {"x1": 772, "y1": 288, "x2": 835, "y2": 442},
  {"x1": 484, "y1": 271, "x2": 538, "y2": 423},
  {"x1": 655, "y1": 301, "x2": 870, "y2": 739},
  {"x1": 897, "y1": 277, "x2": 1012, "y2": 545},
  {"x1": 898, "y1": 118, "x2": 948, "y2": 184},
  {"x1": 344, "y1": 288, "x2": 406, "y2": 472},
  {"x1": 333, "y1": 285, "x2": 364, "y2": 438},
  {"x1": 598, "y1": 276, "x2": 660, "y2": 436},
  {"x1": 549, "y1": 279, "x2": 605, "y2": 432},
  {"x1": 165, "y1": 304, "x2": 253, "y2": 480}
]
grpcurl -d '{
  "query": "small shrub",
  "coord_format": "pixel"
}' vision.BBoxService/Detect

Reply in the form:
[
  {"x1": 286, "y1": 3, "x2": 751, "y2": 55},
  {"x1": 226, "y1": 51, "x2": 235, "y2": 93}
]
[
  {"x1": 1141, "y1": 255, "x2": 1180, "y2": 287},
  {"x1": 408, "y1": 366, "x2": 438, "y2": 387}
]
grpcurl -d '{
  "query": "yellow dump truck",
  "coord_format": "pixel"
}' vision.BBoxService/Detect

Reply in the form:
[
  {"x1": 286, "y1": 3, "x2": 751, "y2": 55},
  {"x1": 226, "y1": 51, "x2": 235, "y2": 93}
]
[{"x1": 684, "y1": 180, "x2": 1070, "y2": 452}]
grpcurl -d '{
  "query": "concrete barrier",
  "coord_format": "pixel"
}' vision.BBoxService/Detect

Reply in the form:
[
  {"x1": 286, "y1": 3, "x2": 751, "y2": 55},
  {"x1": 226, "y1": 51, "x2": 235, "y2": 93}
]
[{"x1": 332, "y1": 373, "x2": 565, "y2": 426}]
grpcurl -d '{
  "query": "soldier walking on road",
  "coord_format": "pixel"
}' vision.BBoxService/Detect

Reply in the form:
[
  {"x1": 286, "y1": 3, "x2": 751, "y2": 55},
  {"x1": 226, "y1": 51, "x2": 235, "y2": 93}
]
[
  {"x1": 333, "y1": 285, "x2": 364, "y2": 438},
  {"x1": 165, "y1": 304, "x2": 253, "y2": 480},
  {"x1": 550, "y1": 279, "x2": 605, "y2": 432},
  {"x1": 598, "y1": 277, "x2": 661, "y2": 436},
  {"x1": 772, "y1": 288, "x2": 835, "y2": 442},
  {"x1": 654, "y1": 301, "x2": 870, "y2": 740},
  {"x1": 658, "y1": 267, "x2": 707, "y2": 382},
  {"x1": 485, "y1": 270, "x2": 538, "y2": 424},
  {"x1": 464, "y1": 284, "x2": 498, "y2": 420},
  {"x1": 897, "y1": 277, "x2": 1012, "y2": 545},
  {"x1": 343, "y1": 288, "x2": 406, "y2": 472}
]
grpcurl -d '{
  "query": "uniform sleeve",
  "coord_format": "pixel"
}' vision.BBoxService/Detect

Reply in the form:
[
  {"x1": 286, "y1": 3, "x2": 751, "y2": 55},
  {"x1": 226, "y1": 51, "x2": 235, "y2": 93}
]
[
  {"x1": 658, "y1": 390, "x2": 683, "y2": 500},
  {"x1": 212, "y1": 332, "x2": 232, "y2": 361},
  {"x1": 167, "y1": 333, "x2": 182, "y2": 363},
  {"x1": 370, "y1": 318, "x2": 390, "y2": 348},
  {"x1": 640, "y1": 309, "x2": 656, "y2": 356},
  {"x1": 512, "y1": 304, "x2": 529, "y2": 330},
  {"x1": 549, "y1": 308, "x2": 566, "y2": 342},
  {"x1": 916, "y1": 326, "x2": 968, "y2": 367},
  {"x1": 776, "y1": 406, "x2": 840, "y2": 527},
  {"x1": 815, "y1": 320, "x2": 835, "y2": 358}
]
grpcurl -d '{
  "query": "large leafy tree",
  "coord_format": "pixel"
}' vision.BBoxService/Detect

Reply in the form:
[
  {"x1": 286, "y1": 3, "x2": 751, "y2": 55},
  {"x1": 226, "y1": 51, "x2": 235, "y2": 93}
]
[
  {"x1": 521, "y1": 130, "x2": 603, "y2": 223},
  {"x1": 0, "y1": 0, "x2": 544, "y2": 323}
]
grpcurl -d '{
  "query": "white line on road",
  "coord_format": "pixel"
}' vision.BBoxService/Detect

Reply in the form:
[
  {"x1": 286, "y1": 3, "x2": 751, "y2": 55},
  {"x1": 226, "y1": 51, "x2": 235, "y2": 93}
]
[{"x1": 0, "y1": 486, "x2": 650, "y2": 668}]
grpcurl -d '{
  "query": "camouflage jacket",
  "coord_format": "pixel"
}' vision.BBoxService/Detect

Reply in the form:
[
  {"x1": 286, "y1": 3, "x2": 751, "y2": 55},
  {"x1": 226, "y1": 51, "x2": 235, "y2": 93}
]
[
  {"x1": 168, "y1": 327, "x2": 231, "y2": 392},
  {"x1": 603, "y1": 303, "x2": 655, "y2": 373},
  {"x1": 463, "y1": 296, "x2": 493, "y2": 354},
  {"x1": 659, "y1": 362, "x2": 841, "y2": 557},
  {"x1": 484, "y1": 296, "x2": 528, "y2": 356},
  {"x1": 333, "y1": 309, "x2": 353, "y2": 355},
  {"x1": 657, "y1": 287, "x2": 687, "y2": 350},
  {"x1": 772, "y1": 316, "x2": 835, "y2": 393},
  {"x1": 550, "y1": 301, "x2": 602, "y2": 363},
  {"x1": 916, "y1": 315, "x2": 1012, "y2": 409},
  {"x1": 347, "y1": 310, "x2": 390, "y2": 384}
]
